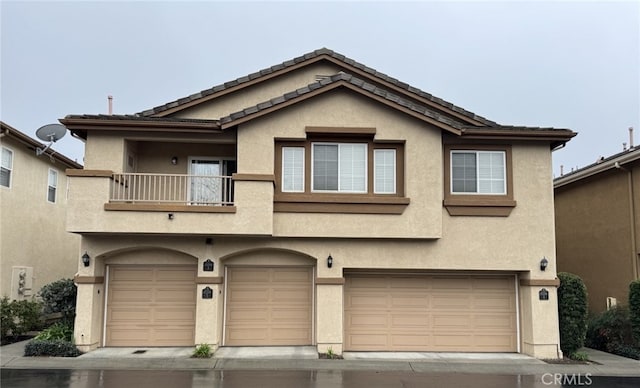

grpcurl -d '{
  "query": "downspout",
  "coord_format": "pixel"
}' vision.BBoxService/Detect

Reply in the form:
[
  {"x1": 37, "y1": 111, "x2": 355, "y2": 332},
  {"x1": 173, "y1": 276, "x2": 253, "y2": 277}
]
[{"x1": 615, "y1": 161, "x2": 639, "y2": 280}]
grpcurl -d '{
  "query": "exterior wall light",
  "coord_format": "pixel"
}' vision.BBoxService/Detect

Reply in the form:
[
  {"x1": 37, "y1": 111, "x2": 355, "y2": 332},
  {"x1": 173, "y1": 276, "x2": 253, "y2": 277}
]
[
  {"x1": 82, "y1": 252, "x2": 90, "y2": 267},
  {"x1": 327, "y1": 255, "x2": 333, "y2": 268},
  {"x1": 203, "y1": 259, "x2": 214, "y2": 272},
  {"x1": 171, "y1": 156, "x2": 178, "y2": 165},
  {"x1": 539, "y1": 288, "x2": 549, "y2": 300},
  {"x1": 540, "y1": 257, "x2": 549, "y2": 271}
]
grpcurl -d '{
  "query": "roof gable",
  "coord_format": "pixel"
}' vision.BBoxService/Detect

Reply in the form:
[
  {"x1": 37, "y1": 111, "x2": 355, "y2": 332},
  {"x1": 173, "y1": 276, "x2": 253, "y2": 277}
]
[{"x1": 140, "y1": 48, "x2": 496, "y2": 127}]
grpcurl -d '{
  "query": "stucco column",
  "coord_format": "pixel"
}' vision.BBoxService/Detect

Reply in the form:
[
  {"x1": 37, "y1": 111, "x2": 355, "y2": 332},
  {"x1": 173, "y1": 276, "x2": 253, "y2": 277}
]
[
  {"x1": 194, "y1": 242, "x2": 222, "y2": 349},
  {"x1": 73, "y1": 282, "x2": 104, "y2": 352},
  {"x1": 316, "y1": 280, "x2": 344, "y2": 355},
  {"x1": 519, "y1": 282, "x2": 562, "y2": 359}
]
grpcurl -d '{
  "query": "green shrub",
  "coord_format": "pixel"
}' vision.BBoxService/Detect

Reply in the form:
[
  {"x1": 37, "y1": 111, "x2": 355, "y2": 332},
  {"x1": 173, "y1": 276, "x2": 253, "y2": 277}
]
[
  {"x1": 630, "y1": 280, "x2": 640, "y2": 344},
  {"x1": 35, "y1": 322, "x2": 74, "y2": 342},
  {"x1": 38, "y1": 279, "x2": 77, "y2": 326},
  {"x1": 557, "y1": 272, "x2": 589, "y2": 355},
  {"x1": 569, "y1": 351, "x2": 589, "y2": 361},
  {"x1": 192, "y1": 343, "x2": 212, "y2": 358},
  {"x1": 586, "y1": 306, "x2": 635, "y2": 351},
  {"x1": 24, "y1": 339, "x2": 81, "y2": 357},
  {"x1": 0, "y1": 296, "x2": 43, "y2": 343}
]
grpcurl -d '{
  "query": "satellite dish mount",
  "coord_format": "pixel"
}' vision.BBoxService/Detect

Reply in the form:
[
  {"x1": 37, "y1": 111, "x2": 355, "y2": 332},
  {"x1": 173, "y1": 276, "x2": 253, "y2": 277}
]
[{"x1": 35, "y1": 124, "x2": 66, "y2": 156}]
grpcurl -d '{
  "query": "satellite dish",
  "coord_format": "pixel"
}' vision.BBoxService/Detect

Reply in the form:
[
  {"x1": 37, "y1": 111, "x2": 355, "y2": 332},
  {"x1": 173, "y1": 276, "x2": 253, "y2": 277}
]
[{"x1": 35, "y1": 124, "x2": 66, "y2": 155}]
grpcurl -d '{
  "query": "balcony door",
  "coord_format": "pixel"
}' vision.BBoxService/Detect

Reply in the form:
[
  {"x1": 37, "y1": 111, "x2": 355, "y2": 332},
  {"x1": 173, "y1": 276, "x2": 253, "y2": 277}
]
[{"x1": 188, "y1": 157, "x2": 236, "y2": 205}]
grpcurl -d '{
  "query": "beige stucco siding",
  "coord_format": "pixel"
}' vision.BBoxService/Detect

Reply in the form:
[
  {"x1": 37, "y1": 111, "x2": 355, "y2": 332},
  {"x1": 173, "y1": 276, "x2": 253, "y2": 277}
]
[
  {"x1": 0, "y1": 136, "x2": 80, "y2": 298},
  {"x1": 556, "y1": 166, "x2": 639, "y2": 312},
  {"x1": 174, "y1": 62, "x2": 342, "y2": 120}
]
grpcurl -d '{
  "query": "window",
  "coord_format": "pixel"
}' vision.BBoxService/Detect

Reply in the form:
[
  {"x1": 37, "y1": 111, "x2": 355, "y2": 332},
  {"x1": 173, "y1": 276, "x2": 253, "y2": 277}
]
[
  {"x1": 374, "y1": 149, "x2": 396, "y2": 194},
  {"x1": 312, "y1": 143, "x2": 366, "y2": 193},
  {"x1": 444, "y1": 145, "x2": 515, "y2": 217},
  {"x1": 274, "y1": 133, "x2": 408, "y2": 214},
  {"x1": 1, "y1": 147, "x2": 13, "y2": 188},
  {"x1": 47, "y1": 169, "x2": 58, "y2": 203},
  {"x1": 282, "y1": 147, "x2": 304, "y2": 192},
  {"x1": 451, "y1": 150, "x2": 505, "y2": 194}
]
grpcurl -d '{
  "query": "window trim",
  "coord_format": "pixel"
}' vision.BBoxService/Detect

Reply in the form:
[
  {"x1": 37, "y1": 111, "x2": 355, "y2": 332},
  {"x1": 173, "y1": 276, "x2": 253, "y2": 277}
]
[
  {"x1": 1, "y1": 146, "x2": 13, "y2": 189},
  {"x1": 47, "y1": 168, "x2": 58, "y2": 203},
  {"x1": 443, "y1": 144, "x2": 516, "y2": 217},
  {"x1": 450, "y1": 150, "x2": 506, "y2": 195},
  {"x1": 274, "y1": 134, "x2": 407, "y2": 214}
]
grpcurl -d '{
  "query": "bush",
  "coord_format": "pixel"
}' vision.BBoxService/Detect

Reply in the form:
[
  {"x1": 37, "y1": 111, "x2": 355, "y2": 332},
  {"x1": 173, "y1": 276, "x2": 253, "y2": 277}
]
[
  {"x1": 192, "y1": 343, "x2": 212, "y2": 358},
  {"x1": 630, "y1": 280, "x2": 640, "y2": 344},
  {"x1": 34, "y1": 322, "x2": 74, "y2": 342},
  {"x1": 586, "y1": 306, "x2": 636, "y2": 351},
  {"x1": 0, "y1": 296, "x2": 43, "y2": 343},
  {"x1": 24, "y1": 339, "x2": 81, "y2": 357},
  {"x1": 38, "y1": 279, "x2": 77, "y2": 326},
  {"x1": 557, "y1": 272, "x2": 589, "y2": 355}
]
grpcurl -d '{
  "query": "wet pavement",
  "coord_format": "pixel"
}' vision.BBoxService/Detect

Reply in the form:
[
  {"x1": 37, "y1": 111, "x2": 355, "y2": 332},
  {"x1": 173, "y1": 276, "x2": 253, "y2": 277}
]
[{"x1": 2, "y1": 369, "x2": 640, "y2": 388}]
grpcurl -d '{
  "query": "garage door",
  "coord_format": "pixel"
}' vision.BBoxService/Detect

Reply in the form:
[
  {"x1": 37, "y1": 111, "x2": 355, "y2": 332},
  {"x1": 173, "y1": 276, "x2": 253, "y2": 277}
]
[
  {"x1": 344, "y1": 274, "x2": 517, "y2": 352},
  {"x1": 225, "y1": 267, "x2": 313, "y2": 346},
  {"x1": 106, "y1": 265, "x2": 196, "y2": 346}
]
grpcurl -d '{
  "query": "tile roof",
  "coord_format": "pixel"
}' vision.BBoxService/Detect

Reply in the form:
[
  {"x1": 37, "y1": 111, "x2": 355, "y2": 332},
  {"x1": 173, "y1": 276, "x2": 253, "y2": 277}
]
[
  {"x1": 218, "y1": 73, "x2": 465, "y2": 132},
  {"x1": 63, "y1": 114, "x2": 219, "y2": 125},
  {"x1": 139, "y1": 48, "x2": 497, "y2": 126},
  {"x1": 554, "y1": 145, "x2": 640, "y2": 186}
]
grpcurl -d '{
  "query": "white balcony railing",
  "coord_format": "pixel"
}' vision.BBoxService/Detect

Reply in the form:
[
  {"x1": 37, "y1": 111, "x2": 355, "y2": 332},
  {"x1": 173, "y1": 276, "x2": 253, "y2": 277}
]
[{"x1": 110, "y1": 173, "x2": 233, "y2": 206}]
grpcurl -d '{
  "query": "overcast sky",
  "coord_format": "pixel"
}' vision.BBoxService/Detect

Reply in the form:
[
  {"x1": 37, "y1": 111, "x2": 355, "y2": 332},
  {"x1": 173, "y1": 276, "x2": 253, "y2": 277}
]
[{"x1": 2, "y1": 1, "x2": 638, "y2": 177}]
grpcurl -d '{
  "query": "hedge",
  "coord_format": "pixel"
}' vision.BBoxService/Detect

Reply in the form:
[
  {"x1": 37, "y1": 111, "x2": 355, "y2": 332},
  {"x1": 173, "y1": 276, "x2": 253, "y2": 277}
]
[
  {"x1": 557, "y1": 272, "x2": 589, "y2": 356},
  {"x1": 24, "y1": 339, "x2": 82, "y2": 357},
  {"x1": 630, "y1": 280, "x2": 640, "y2": 344}
]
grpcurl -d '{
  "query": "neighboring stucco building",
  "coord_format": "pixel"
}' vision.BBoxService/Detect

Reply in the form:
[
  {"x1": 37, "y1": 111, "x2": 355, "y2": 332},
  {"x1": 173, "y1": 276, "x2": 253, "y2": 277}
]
[
  {"x1": 61, "y1": 48, "x2": 575, "y2": 358},
  {"x1": 555, "y1": 145, "x2": 640, "y2": 313},
  {"x1": 0, "y1": 121, "x2": 82, "y2": 300}
]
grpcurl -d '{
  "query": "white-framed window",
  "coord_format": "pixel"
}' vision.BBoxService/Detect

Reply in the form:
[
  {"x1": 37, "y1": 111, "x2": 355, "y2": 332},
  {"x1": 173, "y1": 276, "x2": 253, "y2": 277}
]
[
  {"x1": 1, "y1": 147, "x2": 13, "y2": 188},
  {"x1": 312, "y1": 143, "x2": 367, "y2": 193},
  {"x1": 47, "y1": 169, "x2": 58, "y2": 203},
  {"x1": 282, "y1": 147, "x2": 305, "y2": 192},
  {"x1": 451, "y1": 150, "x2": 506, "y2": 194},
  {"x1": 374, "y1": 149, "x2": 396, "y2": 194}
]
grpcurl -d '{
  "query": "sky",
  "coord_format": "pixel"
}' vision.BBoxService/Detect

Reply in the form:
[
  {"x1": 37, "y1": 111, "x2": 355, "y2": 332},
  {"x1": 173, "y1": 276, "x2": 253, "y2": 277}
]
[{"x1": 1, "y1": 1, "x2": 639, "y2": 177}]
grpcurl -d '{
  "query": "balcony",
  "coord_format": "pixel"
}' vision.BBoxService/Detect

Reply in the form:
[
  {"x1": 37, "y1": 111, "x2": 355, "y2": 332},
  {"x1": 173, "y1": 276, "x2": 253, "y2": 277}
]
[{"x1": 106, "y1": 173, "x2": 234, "y2": 212}]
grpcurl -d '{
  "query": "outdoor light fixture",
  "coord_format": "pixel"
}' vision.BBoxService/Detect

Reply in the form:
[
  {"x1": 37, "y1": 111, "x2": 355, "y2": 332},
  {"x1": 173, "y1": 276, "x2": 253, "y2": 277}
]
[
  {"x1": 540, "y1": 257, "x2": 549, "y2": 271},
  {"x1": 82, "y1": 252, "x2": 90, "y2": 267},
  {"x1": 539, "y1": 288, "x2": 549, "y2": 301},
  {"x1": 171, "y1": 156, "x2": 178, "y2": 165},
  {"x1": 203, "y1": 259, "x2": 214, "y2": 272},
  {"x1": 327, "y1": 255, "x2": 333, "y2": 268}
]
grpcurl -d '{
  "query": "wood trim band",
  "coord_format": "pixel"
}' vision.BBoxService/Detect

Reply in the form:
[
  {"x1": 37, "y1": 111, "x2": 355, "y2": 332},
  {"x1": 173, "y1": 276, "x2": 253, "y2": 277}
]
[
  {"x1": 520, "y1": 278, "x2": 560, "y2": 287},
  {"x1": 316, "y1": 277, "x2": 345, "y2": 285},
  {"x1": 104, "y1": 203, "x2": 237, "y2": 213},
  {"x1": 66, "y1": 169, "x2": 113, "y2": 177},
  {"x1": 196, "y1": 276, "x2": 224, "y2": 284},
  {"x1": 305, "y1": 126, "x2": 376, "y2": 136},
  {"x1": 74, "y1": 275, "x2": 104, "y2": 284},
  {"x1": 274, "y1": 197, "x2": 410, "y2": 214},
  {"x1": 232, "y1": 173, "x2": 275, "y2": 182}
]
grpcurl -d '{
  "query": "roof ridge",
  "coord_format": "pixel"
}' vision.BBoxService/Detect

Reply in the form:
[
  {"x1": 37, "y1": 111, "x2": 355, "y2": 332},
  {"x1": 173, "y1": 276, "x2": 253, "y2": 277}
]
[
  {"x1": 138, "y1": 48, "x2": 497, "y2": 125},
  {"x1": 219, "y1": 72, "x2": 464, "y2": 130}
]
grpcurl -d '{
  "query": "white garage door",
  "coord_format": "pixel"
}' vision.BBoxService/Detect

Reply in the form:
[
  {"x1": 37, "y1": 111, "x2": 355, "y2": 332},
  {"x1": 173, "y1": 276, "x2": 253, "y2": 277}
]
[
  {"x1": 225, "y1": 266, "x2": 313, "y2": 346},
  {"x1": 106, "y1": 265, "x2": 196, "y2": 346},
  {"x1": 344, "y1": 274, "x2": 517, "y2": 352}
]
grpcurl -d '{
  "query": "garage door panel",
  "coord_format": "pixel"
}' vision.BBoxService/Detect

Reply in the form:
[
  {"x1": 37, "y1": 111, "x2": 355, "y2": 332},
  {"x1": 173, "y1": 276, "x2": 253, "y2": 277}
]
[
  {"x1": 227, "y1": 308, "x2": 269, "y2": 322},
  {"x1": 225, "y1": 266, "x2": 312, "y2": 346},
  {"x1": 108, "y1": 308, "x2": 152, "y2": 322},
  {"x1": 345, "y1": 274, "x2": 516, "y2": 352},
  {"x1": 271, "y1": 307, "x2": 310, "y2": 322},
  {"x1": 347, "y1": 313, "x2": 387, "y2": 328},
  {"x1": 106, "y1": 265, "x2": 196, "y2": 347},
  {"x1": 110, "y1": 268, "x2": 155, "y2": 282}
]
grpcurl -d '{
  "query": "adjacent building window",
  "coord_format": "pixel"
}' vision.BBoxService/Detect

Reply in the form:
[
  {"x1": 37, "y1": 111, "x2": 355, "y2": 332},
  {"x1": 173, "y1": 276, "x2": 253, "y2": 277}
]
[
  {"x1": 282, "y1": 147, "x2": 305, "y2": 192},
  {"x1": 47, "y1": 169, "x2": 58, "y2": 203},
  {"x1": 374, "y1": 149, "x2": 396, "y2": 194},
  {"x1": 451, "y1": 150, "x2": 506, "y2": 195},
  {"x1": 312, "y1": 143, "x2": 366, "y2": 193},
  {"x1": 1, "y1": 147, "x2": 13, "y2": 188}
]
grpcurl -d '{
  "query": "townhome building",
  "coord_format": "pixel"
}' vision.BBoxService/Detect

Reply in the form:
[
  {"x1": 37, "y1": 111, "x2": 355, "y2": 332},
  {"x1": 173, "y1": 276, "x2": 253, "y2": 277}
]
[
  {"x1": 61, "y1": 48, "x2": 575, "y2": 358},
  {"x1": 0, "y1": 121, "x2": 82, "y2": 300}
]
